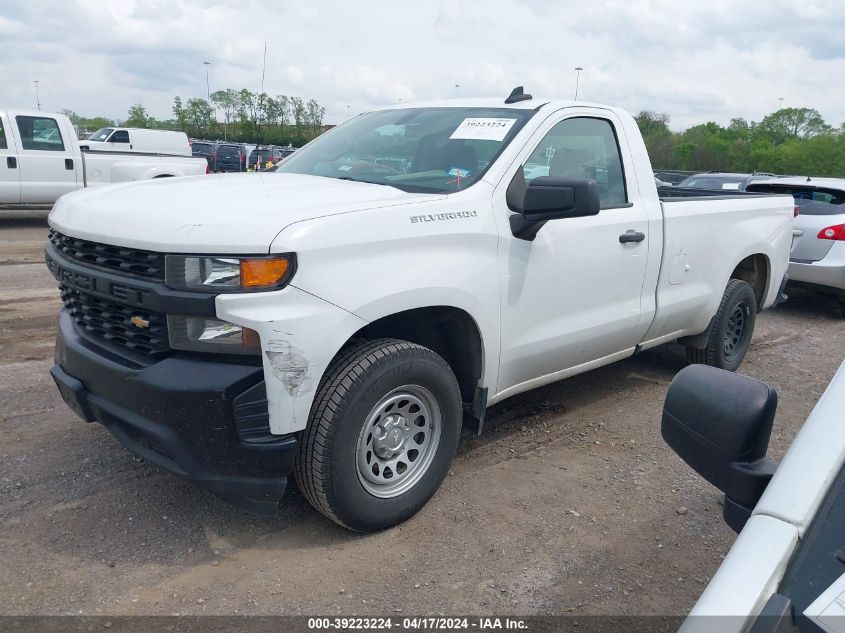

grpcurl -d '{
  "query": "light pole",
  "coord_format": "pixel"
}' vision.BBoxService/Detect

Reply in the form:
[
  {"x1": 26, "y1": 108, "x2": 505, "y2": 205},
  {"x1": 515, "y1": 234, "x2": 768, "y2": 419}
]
[
  {"x1": 202, "y1": 61, "x2": 211, "y2": 101},
  {"x1": 33, "y1": 80, "x2": 41, "y2": 110},
  {"x1": 454, "y1": 83, "x2": 460, "y2": 95},
  {"x1": 778, "y1": 97, "x2": 784, "y2": 110},
  {"x1": 574, "y1": 67, "x2": 583, "y2": 101},
  {"x1": 346, "y1": 105, "x2": 350, "y2": 120}
]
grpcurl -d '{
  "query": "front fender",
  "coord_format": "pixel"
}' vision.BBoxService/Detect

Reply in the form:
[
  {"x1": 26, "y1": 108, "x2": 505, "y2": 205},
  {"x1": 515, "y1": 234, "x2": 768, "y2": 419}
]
[{"x1": 216, "y1": 286, "x2": 367, "y2": 435}]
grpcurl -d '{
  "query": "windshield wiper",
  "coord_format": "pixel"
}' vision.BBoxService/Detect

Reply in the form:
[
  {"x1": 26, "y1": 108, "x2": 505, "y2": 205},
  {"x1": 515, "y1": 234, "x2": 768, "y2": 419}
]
[{"x1": 336, "y1": 176, "x2": 393, "y2": 187}]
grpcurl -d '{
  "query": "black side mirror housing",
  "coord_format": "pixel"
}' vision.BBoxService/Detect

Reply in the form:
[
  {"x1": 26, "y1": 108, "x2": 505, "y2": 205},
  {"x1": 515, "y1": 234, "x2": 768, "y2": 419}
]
[
  {"x1": 662, "y1": 365, "x2": 778, "y2": 533},
  {"x1": 507, "y1": 170, "x2": 600, "y2": 240}
]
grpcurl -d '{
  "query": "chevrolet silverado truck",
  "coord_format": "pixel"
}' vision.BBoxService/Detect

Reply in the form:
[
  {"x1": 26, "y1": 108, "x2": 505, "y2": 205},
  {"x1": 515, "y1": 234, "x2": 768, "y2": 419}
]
[
  {"x1": 0, "y1": 109, "x2": 207, "y2": 208},
  {"x1": 46, "y1": 88, "x2": 795, "y2": 531}
]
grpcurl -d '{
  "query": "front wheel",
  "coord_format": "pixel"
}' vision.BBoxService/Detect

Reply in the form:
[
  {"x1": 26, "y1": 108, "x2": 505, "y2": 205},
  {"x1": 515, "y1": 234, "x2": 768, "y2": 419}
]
[
  {"x1": 686, "y1": 279, "x2": 757, "y2": 371},
  {"x1": 294, "y1": 339, "x2": 462, "y2": 532}
]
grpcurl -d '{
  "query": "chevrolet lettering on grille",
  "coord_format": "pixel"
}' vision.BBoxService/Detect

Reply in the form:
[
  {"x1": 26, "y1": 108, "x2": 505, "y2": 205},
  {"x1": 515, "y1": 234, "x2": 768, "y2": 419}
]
[{"x1": 46, "y1": 253, "x2": 151, "y2": 306}]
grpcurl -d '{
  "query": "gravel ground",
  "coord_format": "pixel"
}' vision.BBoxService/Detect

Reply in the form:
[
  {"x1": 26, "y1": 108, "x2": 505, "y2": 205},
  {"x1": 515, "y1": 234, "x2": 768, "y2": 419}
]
[{"x1": 1, "y1": 211, "x2": 843, "y2": 617}]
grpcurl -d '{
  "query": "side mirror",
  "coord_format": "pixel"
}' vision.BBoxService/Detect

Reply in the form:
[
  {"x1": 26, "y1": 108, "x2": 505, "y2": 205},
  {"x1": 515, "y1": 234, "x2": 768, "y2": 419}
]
[
  {"x1": 662, "y1": 365, "x2": 778, "y2": 533},
  {"x1": 507, "y1": 170, "x2": 600, "y2": 240}
]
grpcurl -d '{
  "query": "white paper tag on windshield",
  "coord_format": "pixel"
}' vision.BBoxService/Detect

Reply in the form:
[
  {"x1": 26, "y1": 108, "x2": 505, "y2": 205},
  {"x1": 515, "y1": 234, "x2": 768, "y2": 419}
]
[
  {"x1": 804, "y1": 571, "x2": 845, "y2": 632},
  {"x1": 721, "y1": 182, "x2": 741, "y2": 190},
  {"x1": 450, "y1": 118, "x2": 517, "y2": 142}
]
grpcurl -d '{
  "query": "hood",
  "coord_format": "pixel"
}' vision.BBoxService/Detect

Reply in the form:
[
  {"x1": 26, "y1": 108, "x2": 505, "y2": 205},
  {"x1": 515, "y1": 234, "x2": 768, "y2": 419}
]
[{"x1": 49, "y1": 173, "x2": 441, "y2": 253}]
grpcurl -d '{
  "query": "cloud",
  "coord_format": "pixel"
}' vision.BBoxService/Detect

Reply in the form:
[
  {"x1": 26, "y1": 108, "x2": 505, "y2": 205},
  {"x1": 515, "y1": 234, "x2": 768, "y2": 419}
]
[{"x1": 1, "y1": 0, "x2": 844, "y2": 131}]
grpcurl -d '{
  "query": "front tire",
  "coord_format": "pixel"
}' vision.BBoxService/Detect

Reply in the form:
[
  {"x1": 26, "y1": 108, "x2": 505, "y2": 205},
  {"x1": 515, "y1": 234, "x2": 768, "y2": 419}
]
[
  {"x1": 685, "y1": 279, "x2": 757, "y2": 371},
  {"x1": 294, "y1": 339, "x2": 462, "y2": 532}
]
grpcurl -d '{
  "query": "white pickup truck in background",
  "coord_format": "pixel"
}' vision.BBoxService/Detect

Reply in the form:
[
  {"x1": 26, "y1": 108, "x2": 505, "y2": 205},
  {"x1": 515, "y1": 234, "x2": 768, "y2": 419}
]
[
  {"x1": 0, "y1": 109, "x2": 207, "y2": 207},
  {"x1": 46, "y1": 88, "x2": 795, "y2": 531}
]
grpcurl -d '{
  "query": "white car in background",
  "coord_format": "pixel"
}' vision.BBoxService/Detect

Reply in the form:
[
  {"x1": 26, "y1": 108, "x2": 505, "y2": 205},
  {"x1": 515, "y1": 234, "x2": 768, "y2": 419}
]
[
  {"x1": 664, "y1": 361, "x2": 845, "y2": 633},
  {"x1": 747, "y1": 177, "x2": 845, "y2": 316},
  {"x1": 81, "y1": 126, "x2": 191, "y2": 156}
]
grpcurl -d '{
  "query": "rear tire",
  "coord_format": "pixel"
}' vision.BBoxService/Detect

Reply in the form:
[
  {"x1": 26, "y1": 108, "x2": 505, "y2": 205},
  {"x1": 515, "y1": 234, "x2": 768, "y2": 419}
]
[
  {"x1": 685, "y1": 279, "x2": 757, "y2": 371},
  {"x1": 294, "y1": 339, "x2": 462, "y2": 532}
]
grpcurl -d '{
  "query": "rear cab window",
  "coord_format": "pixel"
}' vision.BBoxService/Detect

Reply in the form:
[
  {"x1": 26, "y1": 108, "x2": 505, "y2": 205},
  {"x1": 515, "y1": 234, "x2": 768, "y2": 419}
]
[{"x1": 15, "y1": 116, "x2": 65, "y2": 151}]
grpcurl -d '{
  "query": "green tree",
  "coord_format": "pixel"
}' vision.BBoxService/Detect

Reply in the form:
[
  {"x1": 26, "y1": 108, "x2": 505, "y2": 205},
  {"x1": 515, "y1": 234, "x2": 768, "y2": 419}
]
[
  {"x1": 210, "y1": 88, "x2": 239, "y2": 140},
  {"x1": 125, "y1": 104, "x2": 151, "y2": 128},
  {"x1": 755, "y1": 107, "x2": 832, "y2": 145},
  {"x1": 184, "y1": 98, "x2": 214, "y2": 137}
]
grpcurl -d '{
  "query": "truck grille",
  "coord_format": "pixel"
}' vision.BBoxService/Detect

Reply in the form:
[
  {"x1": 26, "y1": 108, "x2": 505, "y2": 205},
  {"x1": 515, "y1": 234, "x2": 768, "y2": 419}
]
[
  {"x1": 60, "y1": 286, "x2": 170, "y2": 356},
  {"x1": 49, "y1": 230, "x2": 165, "y2": 281}
]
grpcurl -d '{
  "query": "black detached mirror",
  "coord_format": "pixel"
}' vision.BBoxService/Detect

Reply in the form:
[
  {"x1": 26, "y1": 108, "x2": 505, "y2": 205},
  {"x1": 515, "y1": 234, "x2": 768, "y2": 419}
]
[
  {"x1": 507, "y1": 170, "x2": 600, "y2": 240},
  {"x1": 662, "y1": 365, "x2": 778, "y2": 532}
]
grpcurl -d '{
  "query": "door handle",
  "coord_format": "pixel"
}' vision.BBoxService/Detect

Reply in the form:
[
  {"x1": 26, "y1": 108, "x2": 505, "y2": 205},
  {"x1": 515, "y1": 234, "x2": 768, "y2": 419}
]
[
  {"x1": 619, "y1": 230, "x2": 646, "y2": 243},
  {"x1": 65, "y1": 158, "x2": 74, "y2": 170},
  {"x1": 793, "y1": 229, "x2": 803, "y2": 237},
  {"x1": 6, "y1": 157, "x2": 16, "y2": 169}
]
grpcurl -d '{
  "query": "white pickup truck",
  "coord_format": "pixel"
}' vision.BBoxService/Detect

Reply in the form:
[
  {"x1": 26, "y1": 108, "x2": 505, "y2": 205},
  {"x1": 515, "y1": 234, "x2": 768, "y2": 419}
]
[
  {"x1": 0, "y1": 109, "x2": 207, "y2": 207},
  {"x1": 46, "y1": 89, "x2": 795, "y2": 531}
]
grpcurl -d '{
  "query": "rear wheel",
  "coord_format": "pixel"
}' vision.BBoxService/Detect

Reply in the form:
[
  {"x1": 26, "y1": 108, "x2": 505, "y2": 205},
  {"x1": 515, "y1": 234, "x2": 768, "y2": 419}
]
[
  {"x1": 294, "y1": 339, "x2": 462, "y2": 532},
  {"x1": 685, "y1": 279, "x2": 757, "y2": 371}
]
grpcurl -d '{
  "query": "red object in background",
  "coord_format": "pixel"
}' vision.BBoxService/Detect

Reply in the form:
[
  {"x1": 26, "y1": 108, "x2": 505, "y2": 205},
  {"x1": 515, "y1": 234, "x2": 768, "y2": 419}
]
[{"x1": 817, "y1": 223, "x2": 845, "y2": 241}]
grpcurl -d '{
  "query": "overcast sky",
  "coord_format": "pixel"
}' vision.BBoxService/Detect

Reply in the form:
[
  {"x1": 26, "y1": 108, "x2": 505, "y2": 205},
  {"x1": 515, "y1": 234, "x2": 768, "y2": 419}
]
[{"x1": 2, "y1": 0, "x2": 843, "y2": 130}]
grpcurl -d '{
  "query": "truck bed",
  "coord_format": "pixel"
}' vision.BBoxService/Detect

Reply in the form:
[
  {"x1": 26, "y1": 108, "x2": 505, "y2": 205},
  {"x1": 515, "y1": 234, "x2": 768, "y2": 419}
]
[{"x1": 658, "y1": 186, "x2": 777, "y2": 201}]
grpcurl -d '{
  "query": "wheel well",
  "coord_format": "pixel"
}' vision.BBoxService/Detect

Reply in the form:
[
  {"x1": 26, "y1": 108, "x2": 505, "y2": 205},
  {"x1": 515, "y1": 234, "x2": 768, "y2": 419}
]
[
  {"x1": 730, "y1": 254, "x2": 769, "y2": 310},
  {"x1": 346, "y1": 307, "x2": 483, "y2": 405}
]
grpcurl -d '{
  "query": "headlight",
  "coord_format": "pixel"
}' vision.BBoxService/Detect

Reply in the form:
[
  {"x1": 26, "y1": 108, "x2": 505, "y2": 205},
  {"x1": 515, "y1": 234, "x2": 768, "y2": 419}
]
[
  {"x1": 167, "y1": 315, "x2": 261, "y2": 355},
  {"x1": 165, "y1": 254, "x2": 296, "y2": 292}
]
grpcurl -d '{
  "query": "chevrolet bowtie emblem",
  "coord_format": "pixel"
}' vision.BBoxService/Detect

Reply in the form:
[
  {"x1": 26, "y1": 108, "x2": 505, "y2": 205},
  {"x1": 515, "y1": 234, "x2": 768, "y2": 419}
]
[{"x1": 130, "y1": 315, "x2": 150, "y2": 329}]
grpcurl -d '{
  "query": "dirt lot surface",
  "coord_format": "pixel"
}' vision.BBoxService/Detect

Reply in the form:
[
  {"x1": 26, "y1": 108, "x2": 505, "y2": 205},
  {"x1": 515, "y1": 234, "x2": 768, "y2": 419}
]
[{"x1": 1, "y1": 211, "x2": 844, "y2": 617}]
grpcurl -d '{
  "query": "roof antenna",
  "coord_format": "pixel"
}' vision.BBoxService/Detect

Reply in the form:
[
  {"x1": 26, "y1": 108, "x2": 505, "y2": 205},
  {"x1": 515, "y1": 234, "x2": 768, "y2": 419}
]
[
  {"x1": 505, "y1": 86, "x2": 532, "y2": 104},
  {"x1": 806, "y1": 175, "x2": 812, "y2": 182}
]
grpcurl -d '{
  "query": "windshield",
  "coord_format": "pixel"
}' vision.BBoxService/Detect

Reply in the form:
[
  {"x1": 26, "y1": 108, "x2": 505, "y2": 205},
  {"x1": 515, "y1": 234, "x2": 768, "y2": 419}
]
[
  {"x1": 89, "y1": 128, "x2": 114, "y2": 142},
  {"x1": 273, "y1": 107, "x2": 534, "y2": 193}
]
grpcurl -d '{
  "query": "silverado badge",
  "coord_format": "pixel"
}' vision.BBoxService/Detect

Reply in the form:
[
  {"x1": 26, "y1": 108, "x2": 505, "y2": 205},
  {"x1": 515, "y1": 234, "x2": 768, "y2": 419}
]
[{"x1": 130, "y1": 315, "x2": 150, "y2": 329}]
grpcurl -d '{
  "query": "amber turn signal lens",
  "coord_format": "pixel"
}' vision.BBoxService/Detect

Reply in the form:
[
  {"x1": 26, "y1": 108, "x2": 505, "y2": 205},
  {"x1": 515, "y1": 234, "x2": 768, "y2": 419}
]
[{"x1": 240, "y1": 258, "x2": 290, "y2": 288}]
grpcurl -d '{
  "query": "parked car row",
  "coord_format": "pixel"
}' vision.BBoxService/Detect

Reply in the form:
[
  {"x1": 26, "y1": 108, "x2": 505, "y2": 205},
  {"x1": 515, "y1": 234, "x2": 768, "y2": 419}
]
[{"x1": 190, "y1": 139, "x2": 297, "y2": 173}]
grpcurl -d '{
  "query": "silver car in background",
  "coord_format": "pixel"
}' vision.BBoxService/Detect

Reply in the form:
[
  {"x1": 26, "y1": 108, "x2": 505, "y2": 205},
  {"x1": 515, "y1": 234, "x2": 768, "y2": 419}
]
[{"x1": 747, "y1": 177, "x2": 845, "y2": 316}]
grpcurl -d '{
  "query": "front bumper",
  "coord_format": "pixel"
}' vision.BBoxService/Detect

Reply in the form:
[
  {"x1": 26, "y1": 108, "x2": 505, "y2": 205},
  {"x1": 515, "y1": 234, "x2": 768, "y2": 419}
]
[{"x1": 52, "y1": 311, "x2": 298, "y2": 516}]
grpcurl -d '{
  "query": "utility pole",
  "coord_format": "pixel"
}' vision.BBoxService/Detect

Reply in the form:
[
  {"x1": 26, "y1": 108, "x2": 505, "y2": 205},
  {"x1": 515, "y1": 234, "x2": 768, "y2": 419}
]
[
  {"x1": 574, "y1": 67, "x2": 583, "y2": 101},
  {"x1": 33, "y1": 80, "x2": 41, "y2": 110},
  {"x1": 203, "y1": 61, "x2": 211, "y2": 101}
]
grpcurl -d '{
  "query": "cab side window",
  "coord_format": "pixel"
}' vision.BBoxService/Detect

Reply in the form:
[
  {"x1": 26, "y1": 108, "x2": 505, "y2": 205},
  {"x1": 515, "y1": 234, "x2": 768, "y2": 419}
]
[
  {"x1": 0, "y1": 120, "x2": 7, "y2": 150},
  {"x1": 15, "y1": 116, "x2": 65, "y2": 151},
  {"x1": 523, "y1": 117, "x2": 627, "y2": 208},
  {"x1": 109, "y1": 130, "x2": 130, "y2": 143}
]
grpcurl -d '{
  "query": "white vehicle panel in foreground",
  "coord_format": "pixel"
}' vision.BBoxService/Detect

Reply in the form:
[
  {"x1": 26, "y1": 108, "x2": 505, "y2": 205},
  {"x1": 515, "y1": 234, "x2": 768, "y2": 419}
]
[{"x1": 684, "y1": 360, "x2": 845, "y2": 632}]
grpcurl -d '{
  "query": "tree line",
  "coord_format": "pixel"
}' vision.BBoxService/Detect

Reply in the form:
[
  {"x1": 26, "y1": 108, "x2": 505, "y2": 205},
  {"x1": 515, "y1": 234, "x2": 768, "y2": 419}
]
[
  {"x1": 637, "y1": 107, "x2": 845, "y2": 177},
  {"x1": 62, "y1": 88, "x2": 327, "y2": 146}
]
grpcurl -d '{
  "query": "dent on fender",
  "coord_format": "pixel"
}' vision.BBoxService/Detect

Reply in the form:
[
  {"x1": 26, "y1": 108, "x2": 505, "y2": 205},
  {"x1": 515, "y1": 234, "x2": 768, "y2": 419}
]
[{"x1": 265, "y1": 339, "x2": 313, "y2": 396}]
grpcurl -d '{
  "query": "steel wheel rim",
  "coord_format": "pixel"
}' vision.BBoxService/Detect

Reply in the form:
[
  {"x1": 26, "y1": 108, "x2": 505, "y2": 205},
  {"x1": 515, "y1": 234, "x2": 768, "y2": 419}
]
[
  {"x1": 355, "y1": 384, "x2": 442, "y2": 499},
  {"x1": 723, "y1": 302, "x2": 750, "y2": 360}
]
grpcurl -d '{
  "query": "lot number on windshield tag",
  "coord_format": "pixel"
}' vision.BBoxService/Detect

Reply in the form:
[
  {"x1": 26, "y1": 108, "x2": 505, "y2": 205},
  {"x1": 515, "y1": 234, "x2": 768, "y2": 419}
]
[{"x1": 450, "y1": 117, "x2": 517, "y2": 141}]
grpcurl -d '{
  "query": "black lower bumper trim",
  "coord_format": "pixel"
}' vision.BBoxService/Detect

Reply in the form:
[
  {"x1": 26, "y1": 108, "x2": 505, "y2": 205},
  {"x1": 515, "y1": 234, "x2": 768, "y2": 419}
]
[{"x1": 52, "y1": 311, "x2": 297, "y2": 516}]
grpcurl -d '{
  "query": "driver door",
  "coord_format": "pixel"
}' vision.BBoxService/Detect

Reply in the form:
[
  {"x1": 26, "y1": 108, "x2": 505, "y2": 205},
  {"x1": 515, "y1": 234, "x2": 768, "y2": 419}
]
[{"x1": 495, "y1": 110, "x2": 654, "y2": 396}]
